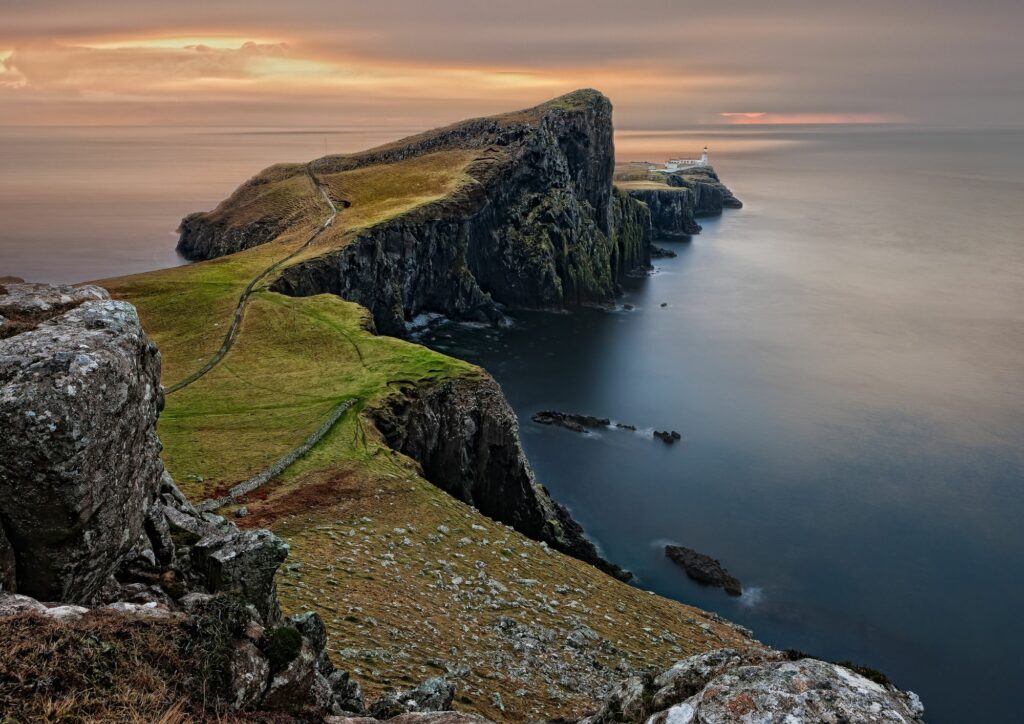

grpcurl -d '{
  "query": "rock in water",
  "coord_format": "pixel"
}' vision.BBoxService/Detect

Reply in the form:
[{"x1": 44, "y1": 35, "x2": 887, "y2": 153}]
[
  {"x1": 532, "y1": 410, "x2": 611, "y2": 433},
  {"x1": 0, "y1": 283, "x2": 164, "y2": 601},
  {"x1": 665, "y1": 545, "x2": 742, "y2": 596}
]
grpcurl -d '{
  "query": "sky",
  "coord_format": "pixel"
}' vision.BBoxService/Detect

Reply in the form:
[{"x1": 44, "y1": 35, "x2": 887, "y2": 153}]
[{"x1": 2, "y1": 0, "x2": 1022, "y2": 129}]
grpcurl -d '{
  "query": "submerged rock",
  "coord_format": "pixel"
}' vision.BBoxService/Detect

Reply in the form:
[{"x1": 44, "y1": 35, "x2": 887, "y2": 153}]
[
  {"x1": 0, "y1": 283, "x2": 164, "y2": 601},
  {"x1": 665, "y1": 545, "x2": 742, "y2": 596}
]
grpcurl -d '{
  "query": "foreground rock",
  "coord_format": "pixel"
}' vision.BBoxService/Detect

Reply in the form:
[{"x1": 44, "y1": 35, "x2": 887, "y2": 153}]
[
  {"x1": 580, "y1": 649, "x2": 924, "y2": 723},
  {"x1": 0, "y1": 282, "x2": 164, "y2": 601},
  {"x1": 665, "y1": 545, "x2": 742, "y2": 596}
]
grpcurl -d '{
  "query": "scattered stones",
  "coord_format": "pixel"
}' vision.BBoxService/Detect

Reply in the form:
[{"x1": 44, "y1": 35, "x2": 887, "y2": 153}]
[
  {"x1": 665, "y1": 545, "x2": 742, "y2": 596},
  {"x1": 368, "y1": 677, "x2": 455, "y2": 719},
  {"x1": 653, "y1": 430, "x2": 682, "y2": 445}
]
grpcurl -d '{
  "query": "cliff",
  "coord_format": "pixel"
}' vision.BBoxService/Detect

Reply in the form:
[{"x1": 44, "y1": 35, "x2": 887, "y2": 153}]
[
  {"x1": 614, "y1": 165, "x2": 742, "y2": 238},
  {"x1": 178, "y1": 90, "x2": 652, "y2": 335}
]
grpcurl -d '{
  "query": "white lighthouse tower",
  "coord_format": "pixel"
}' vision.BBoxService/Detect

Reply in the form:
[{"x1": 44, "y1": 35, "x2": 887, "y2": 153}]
[{"x1": 700, "y1": 145, "x2": 709, "y2": 165}]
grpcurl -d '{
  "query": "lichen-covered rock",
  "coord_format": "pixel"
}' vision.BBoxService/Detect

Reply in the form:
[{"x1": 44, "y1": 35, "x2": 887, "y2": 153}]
[
  {"x1": 371, "y1": 375, "x2": 630, "y2": 580},
  {"x1": 582, "y1": 649, "x2": 925, "y2": 724},
  {"x1": 192, "y1": 527, "x2": 289, "y2": 622},
  {"x1": 0, "y1": 281, "x2": 109, "y2": 339},
  {"x1": 261, "y1": 636, "x2": 319, "y2": 712},
  {"x1": 368, "y1": 677, "x2": 456, "y2": 720},
  {"x1": 229, "y1": 640, "x2": 271, "y2": 709},
  {"x1": 0, "y1": 284, "x2": 164, "y2": 602}
]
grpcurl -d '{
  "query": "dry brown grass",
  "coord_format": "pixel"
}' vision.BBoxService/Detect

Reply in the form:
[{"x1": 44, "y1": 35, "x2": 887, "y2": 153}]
[{"x1": 0, "y1": 609, "x2": 289, "y2": 723}]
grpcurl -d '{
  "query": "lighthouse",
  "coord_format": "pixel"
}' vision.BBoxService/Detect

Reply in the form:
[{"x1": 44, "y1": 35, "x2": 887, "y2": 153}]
[{"x1": 655, "y1": 146, "x2": 710, "y2": 173}]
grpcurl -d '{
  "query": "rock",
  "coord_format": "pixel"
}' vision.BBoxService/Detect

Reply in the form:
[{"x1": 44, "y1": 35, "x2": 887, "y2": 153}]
[
  {"x1": 0, "y1": 284, "x2": 164, "y2": 602},
  {"x1": 229, "y1": 640, "x2": 271, "y2": 709},
  {"x1": 328, "y1": 669, "x2": 366, "y2": 714},
  {"x1": 644, "y1": 655, "x2": 924, "y2": 724},
  {"x1": 583, "y1": 673, "x2": 653, "y2": 723},
  {"x1": 650, "y1": 246, "x2": 677, "y2": 259},
  {"x1": 0, "y1": 281, "x2": 109, "y2": 339},
  {"x1": 665, "y1": 545, "x2": 742, "y2": 596},
  {"x1": 653, "y1": 430, "x2": 681, "y2": 445},
  {"x1": 235, "y1": 506, "x2": 249, "y2": 518},
  {"x1": 0, "y1": 525, "x2": 15, "y2": 592},
  {"x1": 262, "y1": 636, "x2": 319, "y2": 712},
  {"x1": 0, "y1": 592, "x2": 47, "y2": 616},
  {"x1": 193, "y1": 528, "x2": 289, "y2": 622},
  {"x1": 532, "y1": 410, "x2": 611, "y2": 433},
  {"x1": 368, "y1": 677, "x2": 456, "y2": 719}
]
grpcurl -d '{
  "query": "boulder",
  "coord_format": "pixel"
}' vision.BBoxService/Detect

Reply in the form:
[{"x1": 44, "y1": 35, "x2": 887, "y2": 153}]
[
  {"x1": 368, "y1": 677, "x2": 456, "y2": 719},
  {"x1": 261, "y1": 636, "x2": 319, "y2": 712},
  {"x1": 582, "y1": 649, "x2": 924, "y2": 724},
  {"x1": 192, "y1": 527, "x2": 289, "y2": 622},
  {"x1": 0, "y1": 524, "x2": 14, "y2": 592},
  {"x1": 0, "y1": 284, "x2": 164, "y2": 602},
  {"x1": 229, "y1": 640, "x2": 271, "y2": 709},
  {"x1": 665, "y1": 545, "x2": 742, "y2": 596}
]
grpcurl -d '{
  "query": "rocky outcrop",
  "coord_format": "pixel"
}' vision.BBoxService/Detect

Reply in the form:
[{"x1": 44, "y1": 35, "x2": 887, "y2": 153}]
[
  {"x1": 370, "y1": 375, "x2": 631, "y2": 581},
  {"x1": 178, "y1": 90, "x2": 652, "y2": 336},
  {"x1": 665, "y1": 545, "x2": 742, "y2": 596},
  {"x1": 532, "y1": 410, "x2": 611, "y2": 433},
  {"x1": 581, "y1": 648, "x2": 925, "y2": 724},
  {"x1": 0, "y1": 283, "x2": 164, "y2": 601},
  {"x1": 621, "y1": 166, "x2": 741, "y2": 238},
  {"x1": 176, "y1": 163, "x2": 316, "y2": 260}
]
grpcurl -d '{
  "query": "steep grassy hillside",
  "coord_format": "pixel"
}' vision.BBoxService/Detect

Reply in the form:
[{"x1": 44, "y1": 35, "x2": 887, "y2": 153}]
[{"x1": 101, "y1": 91, "x2": 758, "y2": 721}]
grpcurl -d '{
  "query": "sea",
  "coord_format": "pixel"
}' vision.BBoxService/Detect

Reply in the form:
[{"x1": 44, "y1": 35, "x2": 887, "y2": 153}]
[{"x1": 2, "y1": 123, "x2": 1023, "y2": 722}]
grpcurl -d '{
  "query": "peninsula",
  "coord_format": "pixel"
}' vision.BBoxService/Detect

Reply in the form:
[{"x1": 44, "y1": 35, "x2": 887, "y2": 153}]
[{"x1": 0, "y1": 90, "x2": 924, "y2": 722}]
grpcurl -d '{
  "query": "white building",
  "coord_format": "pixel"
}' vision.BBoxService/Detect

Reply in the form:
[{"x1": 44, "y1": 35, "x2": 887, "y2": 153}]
[{"x1": 653, "y1": 146, "x2": 708, "y2": 173}]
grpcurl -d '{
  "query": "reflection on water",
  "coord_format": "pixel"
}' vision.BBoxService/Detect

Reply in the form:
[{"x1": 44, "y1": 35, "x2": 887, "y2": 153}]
[{"x1": 424, "y1": 127, "x2": 1024, "y2": 724}]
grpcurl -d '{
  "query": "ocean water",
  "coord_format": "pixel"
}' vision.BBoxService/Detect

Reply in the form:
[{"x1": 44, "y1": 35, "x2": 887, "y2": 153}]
[{"x1": 2, "y1": 124, "x2": 1023, "y2": 721}]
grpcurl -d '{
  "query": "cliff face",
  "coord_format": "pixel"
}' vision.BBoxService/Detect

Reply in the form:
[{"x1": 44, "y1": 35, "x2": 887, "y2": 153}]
[
  {"x1": 178, "y1": 90, "x2": 652, "y2": 336},
  {"x1": 618, "y1": 165, "x2": 742, "y2": 238},
  {"x1": 369, "y1": 375, "x2": 630, "y2": 581}
]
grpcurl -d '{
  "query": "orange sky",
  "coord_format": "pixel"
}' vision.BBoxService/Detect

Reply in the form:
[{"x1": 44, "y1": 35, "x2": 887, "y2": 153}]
[{"x1": 2, "y1": 0, "x2": 1021, "y2": 129}]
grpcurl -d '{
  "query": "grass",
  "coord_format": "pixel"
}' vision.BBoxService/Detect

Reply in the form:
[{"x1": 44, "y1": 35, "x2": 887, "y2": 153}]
[{"x1": 97, "y1": 92, "x2": 762, "y2": 721}]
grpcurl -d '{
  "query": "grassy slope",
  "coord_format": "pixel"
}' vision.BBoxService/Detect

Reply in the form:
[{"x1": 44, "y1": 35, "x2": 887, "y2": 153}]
[{"x1": 101, "y1": 95, "x2": 756, "y2": 722}]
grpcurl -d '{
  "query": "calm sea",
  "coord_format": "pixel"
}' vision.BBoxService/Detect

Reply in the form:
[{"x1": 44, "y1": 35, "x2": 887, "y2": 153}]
[{"x1": 2, "y1": 124, "x2": 1023, "y2": 722}]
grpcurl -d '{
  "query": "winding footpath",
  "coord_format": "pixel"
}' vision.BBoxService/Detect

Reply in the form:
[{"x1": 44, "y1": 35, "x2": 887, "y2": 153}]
[
  {"x1": 162, "y1": 169, "x2": 357, "y2": 508},
  {"x1": 164, "y1": 169, "x2": 338, "y2": 395}
]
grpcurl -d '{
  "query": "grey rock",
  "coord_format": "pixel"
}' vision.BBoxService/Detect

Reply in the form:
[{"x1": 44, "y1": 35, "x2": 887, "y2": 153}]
[
  {"x1": 193, "y1": 528, "x2": 289, "y2": 622},
  {"x1": 584, "y1": 649, "x2": 925, "y2": 724},
  {"x1": 329, "y1": 669, "x2": 366, "y2": 714},
  {"x1": 229, "y1": 640, "x2": 271, "y2": 710},
  {"x1": 0, "y1": 592, "x2": 47, "y2": 616},
  {"x1": 262, "y1": 637, "x2": 319, "y2": 712},
  {"x1": 368, "y1": 676, "x2": 456, "y2": 719},
  {"x1": 665, "y1": 545, "x2": 742, "y2": 596},
  {"x1": 0, "y1": 287, "x2": 164, "y2": 602},
  {"x1": 0, "y1": 524, "x2": 14, "y2": 592}
]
